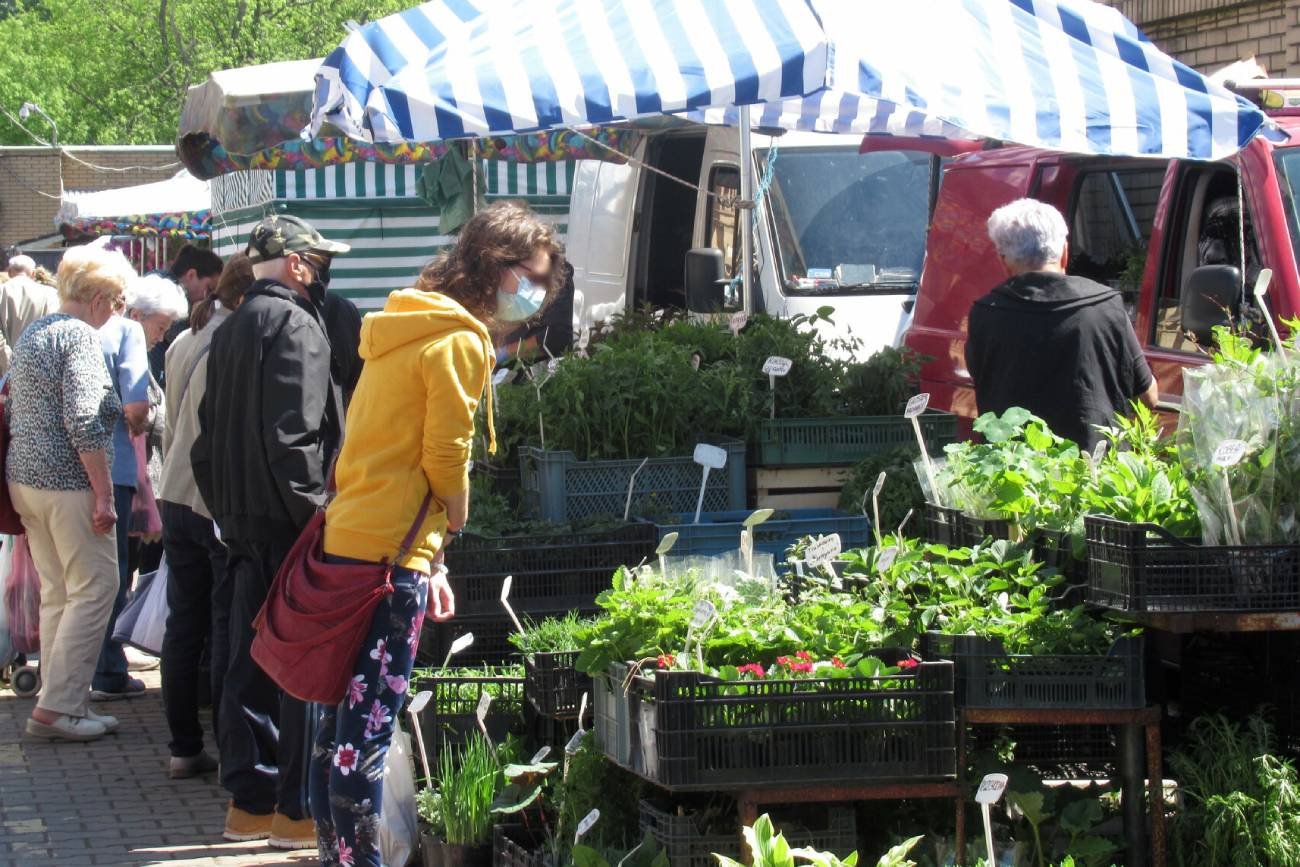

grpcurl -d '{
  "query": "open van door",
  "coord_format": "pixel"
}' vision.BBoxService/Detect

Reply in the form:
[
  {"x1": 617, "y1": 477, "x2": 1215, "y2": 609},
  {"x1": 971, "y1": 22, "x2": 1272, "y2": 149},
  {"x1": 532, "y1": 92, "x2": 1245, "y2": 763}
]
[{"x1": 569, "y1": 156, "x2": 641, "y2": 332}]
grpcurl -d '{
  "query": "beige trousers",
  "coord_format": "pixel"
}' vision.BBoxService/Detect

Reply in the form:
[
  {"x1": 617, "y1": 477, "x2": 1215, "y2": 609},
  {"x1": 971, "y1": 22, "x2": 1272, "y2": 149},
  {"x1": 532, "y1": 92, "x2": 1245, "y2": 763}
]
[{"x1": 10, "y1": 482, "x2": 118, "y2": 717}]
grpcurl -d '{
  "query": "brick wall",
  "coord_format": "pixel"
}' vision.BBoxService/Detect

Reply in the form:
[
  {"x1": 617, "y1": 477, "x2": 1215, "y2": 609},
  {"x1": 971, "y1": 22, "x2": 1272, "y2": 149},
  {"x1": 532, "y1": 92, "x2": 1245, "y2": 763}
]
[
  {"x1": 0, "y1": 146, "x2": 177, "y2": 248},
  {"x1": 1108, "y1": 0, "x2": 1300, "y2": 77}
]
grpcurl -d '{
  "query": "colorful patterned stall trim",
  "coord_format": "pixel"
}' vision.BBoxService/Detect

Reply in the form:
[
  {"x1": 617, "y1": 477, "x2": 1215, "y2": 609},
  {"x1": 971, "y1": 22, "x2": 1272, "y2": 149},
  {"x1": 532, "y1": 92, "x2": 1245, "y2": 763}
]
[
  {"x1": 62, "y1": 211, "x2": 212, "y2": 240},
  {"x1": 178, "y1": 127, "x2": 638, "y2": 181}
]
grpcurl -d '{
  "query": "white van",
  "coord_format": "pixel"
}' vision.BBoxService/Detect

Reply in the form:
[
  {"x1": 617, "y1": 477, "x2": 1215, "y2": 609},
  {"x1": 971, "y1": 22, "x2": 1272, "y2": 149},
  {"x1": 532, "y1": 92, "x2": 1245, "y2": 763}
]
[{"x1": 564, "y1": 126, "x2": 942, "y2": 354}]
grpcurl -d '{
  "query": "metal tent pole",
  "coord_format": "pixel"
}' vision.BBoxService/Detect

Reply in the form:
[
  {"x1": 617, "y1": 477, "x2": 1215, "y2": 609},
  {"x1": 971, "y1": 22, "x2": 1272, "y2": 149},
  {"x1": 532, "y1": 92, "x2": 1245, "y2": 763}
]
[{"x1": 738, "y1": 105, "x2": 753, "y2": 312}]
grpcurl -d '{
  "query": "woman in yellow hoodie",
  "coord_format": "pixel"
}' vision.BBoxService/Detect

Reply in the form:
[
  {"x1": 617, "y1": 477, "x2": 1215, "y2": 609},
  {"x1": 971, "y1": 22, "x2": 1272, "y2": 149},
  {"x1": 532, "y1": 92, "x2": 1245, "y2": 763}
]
[{"x1": 310, "y1": 201, "x2": 564, "y2": 867}]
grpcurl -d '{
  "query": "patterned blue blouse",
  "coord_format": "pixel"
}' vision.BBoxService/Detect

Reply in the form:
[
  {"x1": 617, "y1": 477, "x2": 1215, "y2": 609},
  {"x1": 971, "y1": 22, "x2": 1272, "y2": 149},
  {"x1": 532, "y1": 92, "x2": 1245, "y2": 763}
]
[{"x1": 7, "y1": 314, "x2": 120, "y2": 491}]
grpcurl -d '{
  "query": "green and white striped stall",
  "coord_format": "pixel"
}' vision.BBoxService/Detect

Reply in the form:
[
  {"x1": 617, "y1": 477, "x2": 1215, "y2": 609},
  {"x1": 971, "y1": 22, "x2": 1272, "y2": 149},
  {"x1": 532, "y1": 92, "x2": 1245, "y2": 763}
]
[{"x1": 211, "y1": 160, "x2": 573, "y2": 310}]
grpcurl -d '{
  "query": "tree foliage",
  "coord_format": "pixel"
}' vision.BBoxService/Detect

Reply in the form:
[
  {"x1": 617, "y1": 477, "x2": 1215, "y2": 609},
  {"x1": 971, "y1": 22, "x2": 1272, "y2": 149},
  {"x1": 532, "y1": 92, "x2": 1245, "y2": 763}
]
[{"x1": 0, "y1": 0, "x2": 409, "y2": 145}]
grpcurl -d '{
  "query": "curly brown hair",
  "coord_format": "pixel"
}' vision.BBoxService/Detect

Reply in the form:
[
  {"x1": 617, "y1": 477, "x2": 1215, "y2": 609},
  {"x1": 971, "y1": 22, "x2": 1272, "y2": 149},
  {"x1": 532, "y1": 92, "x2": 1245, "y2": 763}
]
[
  {"x1": 190, "y1": 253, "x2": 254, "y2": 331},
  {"x1": 415, "y1": 200, "x2": 565, "y2": 324}
]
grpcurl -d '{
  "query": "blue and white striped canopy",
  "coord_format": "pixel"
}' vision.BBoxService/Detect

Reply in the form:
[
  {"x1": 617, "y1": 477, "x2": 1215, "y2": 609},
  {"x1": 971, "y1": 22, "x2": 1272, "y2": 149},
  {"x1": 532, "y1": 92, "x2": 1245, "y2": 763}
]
[{"x1": 312, "y1": 0, "x2": 1275, "y2": 162}]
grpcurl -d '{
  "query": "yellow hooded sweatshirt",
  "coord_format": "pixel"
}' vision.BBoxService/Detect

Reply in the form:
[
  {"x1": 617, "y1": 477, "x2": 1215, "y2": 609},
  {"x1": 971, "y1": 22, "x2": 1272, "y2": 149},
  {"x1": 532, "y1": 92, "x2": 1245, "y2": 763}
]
[{"x1": 323, "y1": 289, "x2": 496, "y2": 573}]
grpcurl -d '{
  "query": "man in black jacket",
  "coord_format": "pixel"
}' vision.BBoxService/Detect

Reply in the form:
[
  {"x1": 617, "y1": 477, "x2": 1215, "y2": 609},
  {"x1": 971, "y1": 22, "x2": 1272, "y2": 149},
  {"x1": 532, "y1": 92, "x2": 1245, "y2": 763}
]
[
  {"x1": 966, "y1": 198, "x2": 1158, "y2": 449},
  {"x1": 192, "y1": 215, "x2": 348, "y2": 849}
]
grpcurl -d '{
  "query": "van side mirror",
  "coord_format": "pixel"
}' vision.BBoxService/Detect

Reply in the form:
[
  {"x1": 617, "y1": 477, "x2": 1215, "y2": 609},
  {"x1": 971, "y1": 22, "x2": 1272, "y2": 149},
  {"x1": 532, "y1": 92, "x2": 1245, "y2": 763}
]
[
  {"x1": 1180, "y1": 264, "x2": 1240, "y2": 346},
  {"x1": 684, "y1": 248, "x2": 726, "y2": 313}
]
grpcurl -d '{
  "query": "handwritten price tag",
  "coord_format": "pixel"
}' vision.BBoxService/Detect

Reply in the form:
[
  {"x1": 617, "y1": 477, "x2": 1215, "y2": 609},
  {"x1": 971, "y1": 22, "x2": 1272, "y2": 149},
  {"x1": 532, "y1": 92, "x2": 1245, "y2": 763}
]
[
  {"x1": 805, "y1": 534, "x2": 842, "y2": 566},
  {"x1": 1213, "y1": 439, "x2": 1248, "y2": 467},
  {"x1": 976, "y1": 773, "x2": 1009, "y2": 805},
  {"x1": 729, "y1": 311, "x2": 748, "y2": 335},
  {"x1": 690, "y1": 599, "x2": 718, "y2": 629},
  {"x1": 762, "y1": 356, "x2": 793, "y2": 377},
  {"x1": 904, "y1": 393, "x2": 930, "y2": 419}
]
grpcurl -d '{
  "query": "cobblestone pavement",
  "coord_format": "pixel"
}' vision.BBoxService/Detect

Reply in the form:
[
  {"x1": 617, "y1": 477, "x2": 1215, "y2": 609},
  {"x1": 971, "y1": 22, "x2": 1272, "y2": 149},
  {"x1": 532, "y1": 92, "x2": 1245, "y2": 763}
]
[{"x1": 0, "y1": 670, "x2": 317, "y2": 866}]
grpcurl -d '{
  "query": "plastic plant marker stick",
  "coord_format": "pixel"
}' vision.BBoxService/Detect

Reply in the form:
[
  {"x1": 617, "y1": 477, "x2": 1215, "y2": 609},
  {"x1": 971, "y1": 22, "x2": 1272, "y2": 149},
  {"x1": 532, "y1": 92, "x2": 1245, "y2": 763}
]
[
  {"x1": 692, "y1": 444, "x2": 727, "y2": 523},
  {"x1": 531, "y1": 746, "x2": 551, "y2": 764},
  {"x1": 905, "y1": 393, "x2": 941, "y2": 508},
  {"x1": 896, "y1": 507, "x2": 914, "y2": 538},
  {"x1": 1214, "y1": 439, "x2": 1248, "y2": 545},
  {"x1": 575, "y1": 809, "x2": 600, "y2": 847},
  {"x1": 729, "y1": 311, "x2": 747, "y2": 335},
  {"x1": 656, "y1": 531, "x2": 678, "y2": 581},
  {"x1": 763, "y1": 356, "x2": 792, "y2": 419},
  {"x1": 565, "y1": 728, "x2": 585, "y2": 755},
  {"x1": 578, "y1": 692, "x2": 588, "y2": 729},
  {"x1": 872, "y1": 471, "x2": 887, "y2": 546},
  {"x1": 475, "y1": 691, "x2": 493, "y2": 746},
  {"x1": 408, "y1": 690, "x2": 434, "y2": 782},
  {"x1": 744, "y1": 508, "x2": 774, "y2": 528},
  {"x1": 622, "y1": 457, "x2": 650, "y2": 521},
  {"x1": 441, "y1": 632, "x2": 475, "y2": 670},
  {"x1": 740, "y1": 527, "x2": 754, "y2": 577},
  {"x1": 975, "y1": 772, "x2": 1009, "y2": 867},
  {"x1": 1252, "y1": 268, "x2": 1285, "y2": 356},
  {"x1": 500, "y1": 579, "x2": 526, "y2": 636}
]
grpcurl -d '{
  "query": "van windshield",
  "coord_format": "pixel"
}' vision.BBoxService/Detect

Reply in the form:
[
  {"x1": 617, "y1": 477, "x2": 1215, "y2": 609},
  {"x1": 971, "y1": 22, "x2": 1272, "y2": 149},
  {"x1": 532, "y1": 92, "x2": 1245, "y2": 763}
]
[
  {"x1": 760, "y1": 147, "x2": 932, "y2": 296},
  {"x1": 1278, "y1": 148, "x2": 1300, "y2": 270}
]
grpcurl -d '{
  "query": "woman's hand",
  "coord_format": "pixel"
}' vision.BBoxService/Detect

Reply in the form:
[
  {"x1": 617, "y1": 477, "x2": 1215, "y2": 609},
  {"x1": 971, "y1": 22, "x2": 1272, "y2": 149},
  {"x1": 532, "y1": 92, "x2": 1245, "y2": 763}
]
[
  {"x1": 92, "y1": 493, "x2": 117, "y2": 535},
  {"x1": 426, "y1": 565, "x2": 455, "y2": 622}
]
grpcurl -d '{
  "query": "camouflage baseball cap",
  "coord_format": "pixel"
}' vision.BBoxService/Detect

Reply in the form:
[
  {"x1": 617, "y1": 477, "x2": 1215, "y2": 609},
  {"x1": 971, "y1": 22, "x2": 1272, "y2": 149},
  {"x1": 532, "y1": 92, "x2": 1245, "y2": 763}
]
[{"x1": 245, "y1": 214, "x2": 350, "y2": 263}]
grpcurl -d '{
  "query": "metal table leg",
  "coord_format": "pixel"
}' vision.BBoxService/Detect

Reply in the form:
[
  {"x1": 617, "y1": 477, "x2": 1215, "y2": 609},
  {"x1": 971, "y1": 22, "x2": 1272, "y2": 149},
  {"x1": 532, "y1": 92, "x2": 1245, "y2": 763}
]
[
  {"x1": 1120, "y1": 723, "x2": 1148, "y2": 867},
  {"x1": 1145, "y1": 720, "x2": 1166, "y2": 867}
]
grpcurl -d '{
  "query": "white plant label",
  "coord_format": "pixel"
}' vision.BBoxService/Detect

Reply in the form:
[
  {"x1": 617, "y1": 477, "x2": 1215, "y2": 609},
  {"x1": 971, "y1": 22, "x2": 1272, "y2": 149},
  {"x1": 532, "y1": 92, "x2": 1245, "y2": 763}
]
[
  {"x1": 475, "y1": 692, "x2": 493, "y2": 724},
  {"x1": 530, "y1": 746, "x2": 551, "y2": 764},
  {"x1": 492, "y1": 368, "x2": 510, "y2": 386},
  {"x1": 578, "y1": 692, "x2": 589, "y2": 728},
  {"x1": 691, "y1": 599, "x2": 718, "y2": 629},
  {"x1": 547, "y1": 359, "x2": 559, "y2": 374},
  {"x1": 691, "y1": 353, "x2": 702, "y2": 371},
  {"x1": 694, "y1": 443, "x2": 728, "y2": 470},
  {"x1": 872, "y1": 471, "x2": 887, "y2": 500},
  {"x1": 744, "y1": 508, "x2": 774, "y2": 528},
  {"x1": 450, "y1": 633, "x2": 475, "y2": 655},
  {"x1": 655, "y1": 532, "x2": 679, "y2": 556},
  {"x1": 805, "y1": 534, "x2": 842, "y2": 566},
  {"x1": 577, "y1": 327, "x2": 591, "y2": 350},
  {"x1": 904, "y1": 393, "x2": 930, "y2": 419},
  {"x1": 762, "y1": 356, "x2": 793, "y2": 377},
  {"x1": 876, "y1": 545, "x2": 899, "y2": 572},
  {"x1": 1213, "y1": 439, "x2": 1248, "y2": 467},
  {"x1": 1092, "y1": 440, "x2": 1108, "y2": 465},
  {"x1": 575, "y1": 809, "x2": 601, "y2": 843},
  {"x1": 729, "y1": 311, "x2": 748, "y2": 335},
  {"x1": 408, "y1": 690, "x2": 432, "y2": 716},
  {"x1": 976, "y1": 773, "x2": 1009, "y2": 805},
  {"x1": 565, "y1": 728, "x2": 586, "y2": 755},
  {"x1": 500, "y1": 575, "x2": 513, "y2": 602}
]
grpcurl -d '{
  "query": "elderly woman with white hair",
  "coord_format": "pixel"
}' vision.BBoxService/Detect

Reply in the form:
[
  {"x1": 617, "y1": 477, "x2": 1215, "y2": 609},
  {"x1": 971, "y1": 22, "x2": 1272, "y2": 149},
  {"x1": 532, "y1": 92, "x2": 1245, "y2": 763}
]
[
  {"x1": 965, "y1": 198, "x2": 1159, "y2": 449},
  {"x1": 7, "y1": 244, "x2": 133, "y2": 741}
]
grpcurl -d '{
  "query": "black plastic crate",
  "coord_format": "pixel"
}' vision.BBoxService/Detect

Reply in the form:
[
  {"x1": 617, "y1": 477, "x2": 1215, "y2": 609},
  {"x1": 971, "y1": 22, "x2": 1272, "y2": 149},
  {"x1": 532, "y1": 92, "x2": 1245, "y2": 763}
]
[
  {"x1": 446, "y1": 523, "x2": 657, "y2": 616},
  {"x1": 638, "y1": 799, "x2": 856, "y2": 867},
  {"x1": 594, "y1": 662, "x2": 636, "y2": 769},
  {"x1": 411, "y1": 666, "x2": 525, "y2": 755},
  {"x1": 1030, "y1": 527, "x2": 1088, "y2": 585},
  {"x1": 524, "y1": 651, "x2": 593, "y2": 721},
  {"x1": 1085, "y1": 515, "x2": 1300, "y2": 612},
  {"x1": 493, "y1": 825, "x2": 547, "y2": 867},
  {"x1": 922, "y1": 503, "x2": 1010, "y2": 548},
  {"x1": 644, "y1": 663, "x2": 956, "y2": 789},
  {"x1": 969, "y1": 723, "x2": 1118, "y2": 777},
  {"x1": 921, "y1": 633, "x2": 1144, "y2": 710}
]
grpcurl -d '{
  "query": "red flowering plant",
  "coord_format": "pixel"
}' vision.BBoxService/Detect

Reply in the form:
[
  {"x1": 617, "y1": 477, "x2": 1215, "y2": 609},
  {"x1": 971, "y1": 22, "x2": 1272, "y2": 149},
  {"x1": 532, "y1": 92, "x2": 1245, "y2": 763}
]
[{"x1": 715, "y1": 650, "x2": 919, "y2": 684}]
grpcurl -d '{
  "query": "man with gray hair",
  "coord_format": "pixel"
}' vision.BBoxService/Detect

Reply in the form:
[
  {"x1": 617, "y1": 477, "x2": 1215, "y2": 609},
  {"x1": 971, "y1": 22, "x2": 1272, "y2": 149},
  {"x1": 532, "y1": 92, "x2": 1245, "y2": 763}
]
[
  {"x1": 7, "y1": 253, "x2": 35, "y2": 278},
  {"x1": 965, "y1": 198, "x2": 1157, "y2": 448}
]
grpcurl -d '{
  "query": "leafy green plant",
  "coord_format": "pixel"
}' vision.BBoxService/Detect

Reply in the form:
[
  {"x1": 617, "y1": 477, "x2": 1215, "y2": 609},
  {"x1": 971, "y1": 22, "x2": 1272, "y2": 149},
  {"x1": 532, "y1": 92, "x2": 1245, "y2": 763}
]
[
  {"x1": 838, "y1": 449, "x2": 926, "y2": 536},
  {"x1": 1084, "y1": 403, "x2": 1199, "y2": 535},
  {"x1": 713, "y1": 814, "x2": 922, "y2": 866},
  {"x1": 434, "y1": 735, "x2": 506, "y2": 846},
  {"x1": 508, "y1": 611, "x2": 599, "y2": 654},
  {"x1": 1169, "y1": 713, "x2": 1300, "y2": 866},
  {"x1": 840, "y1": 346, "x2": 924, "y2": 416},
  {"x1": 409, "y1": 665, "x2": 524, "y2": 716}
]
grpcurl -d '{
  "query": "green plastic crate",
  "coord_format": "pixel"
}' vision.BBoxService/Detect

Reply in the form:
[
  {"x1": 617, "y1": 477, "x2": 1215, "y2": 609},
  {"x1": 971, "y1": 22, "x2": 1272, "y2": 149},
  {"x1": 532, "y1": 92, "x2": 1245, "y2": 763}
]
[{"x1": 757, "y1": 411, "x2": 958, "y2": 467}]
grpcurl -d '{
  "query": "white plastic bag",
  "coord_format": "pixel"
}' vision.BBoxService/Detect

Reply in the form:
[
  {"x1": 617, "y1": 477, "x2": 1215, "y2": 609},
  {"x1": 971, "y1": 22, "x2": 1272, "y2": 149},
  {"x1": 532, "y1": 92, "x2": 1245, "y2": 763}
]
[
  {"x1": 111, "y1": 556, "x2": 171, "y2": 655},
  {"x1": 0, "y1": 535, "x2": 13, "y2": 667},
  {"x1": 379, "y1": 717, "x2": 419, "y2": 867}
]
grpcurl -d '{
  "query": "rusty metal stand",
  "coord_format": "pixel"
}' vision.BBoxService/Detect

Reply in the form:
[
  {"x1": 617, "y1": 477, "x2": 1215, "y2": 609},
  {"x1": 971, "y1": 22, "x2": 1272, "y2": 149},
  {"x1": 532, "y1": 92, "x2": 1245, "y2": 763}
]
[
  {"x1": 959, "y1": 706, "x2": 1165, "y2": 867},
  {"x1": 733, "y1": 781, "x2": 966, "y2": 865}
]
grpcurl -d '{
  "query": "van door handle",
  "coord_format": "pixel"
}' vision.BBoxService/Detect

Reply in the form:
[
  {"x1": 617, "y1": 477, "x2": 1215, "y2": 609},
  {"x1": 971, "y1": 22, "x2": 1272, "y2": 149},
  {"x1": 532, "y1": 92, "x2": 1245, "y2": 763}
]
[{"x1": 1156, "y1": 394, "x2": 1183, "y2": 412}]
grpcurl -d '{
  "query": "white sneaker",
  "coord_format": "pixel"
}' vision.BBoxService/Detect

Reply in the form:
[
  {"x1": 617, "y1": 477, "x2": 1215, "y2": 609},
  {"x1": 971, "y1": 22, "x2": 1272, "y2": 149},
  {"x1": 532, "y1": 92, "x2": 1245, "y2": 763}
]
[
  {"x1": 25, "y1": 715, "x2": 107, "y2": 742},
  {"x1": 125, "y1": 647, "x2": 160, "y2": 672},
  {"x1": 84, "y1": 707, "x2": 120, "y2": 733}
]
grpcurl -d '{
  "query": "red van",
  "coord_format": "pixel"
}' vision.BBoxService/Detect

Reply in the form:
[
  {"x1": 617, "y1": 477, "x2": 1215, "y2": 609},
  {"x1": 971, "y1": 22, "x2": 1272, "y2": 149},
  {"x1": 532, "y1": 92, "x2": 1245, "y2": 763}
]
[{"x1": 904, "y1": 111, "x2": 1300, "y2": 430}]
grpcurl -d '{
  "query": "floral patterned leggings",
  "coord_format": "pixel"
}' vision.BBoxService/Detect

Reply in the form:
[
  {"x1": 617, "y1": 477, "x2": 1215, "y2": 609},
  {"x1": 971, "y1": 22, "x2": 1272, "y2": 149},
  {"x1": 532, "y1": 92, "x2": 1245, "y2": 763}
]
[{"x1": 311, "y1": 563, "x2": 428, "y2": 867}]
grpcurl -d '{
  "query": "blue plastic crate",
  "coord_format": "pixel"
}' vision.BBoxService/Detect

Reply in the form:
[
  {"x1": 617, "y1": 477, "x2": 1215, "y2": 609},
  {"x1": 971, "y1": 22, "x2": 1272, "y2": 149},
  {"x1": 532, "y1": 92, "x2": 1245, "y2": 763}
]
[
  {"x1": 518, "y1": 437, "x2": 747, "y2": 522},
  {"x1": 645, "y1": 509, "x2": 871, "y2": 563}
]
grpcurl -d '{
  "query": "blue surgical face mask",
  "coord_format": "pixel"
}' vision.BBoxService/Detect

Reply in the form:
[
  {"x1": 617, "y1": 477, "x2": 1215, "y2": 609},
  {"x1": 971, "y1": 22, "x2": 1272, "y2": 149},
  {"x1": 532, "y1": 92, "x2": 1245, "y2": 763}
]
[{"x1": 496, "y1": 268, "x2": 547, "y2": 322}]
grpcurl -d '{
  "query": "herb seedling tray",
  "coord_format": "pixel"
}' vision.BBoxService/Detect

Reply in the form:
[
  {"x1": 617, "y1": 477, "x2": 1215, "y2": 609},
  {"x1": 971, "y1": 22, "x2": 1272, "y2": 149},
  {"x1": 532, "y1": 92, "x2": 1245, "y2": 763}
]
[
  {"x1": 518, "y1": 437, "x2": 746, "y2": 522},
  {"x1": 446, "y1": 523, "x2": 657, "y2": 616},
  {"x1": 411, "y1": 667, "x2": 524, "y2": 756},
  {"x1": 644, "y1": 509, "x2": 870, "y2": 564},
  {"x1": 523, "y1": 651, "x2": 592, "y2": 721},
  {"x1": 418, "y1": 609, "x2": 590, "y2": 667},
  {"x1": 757, "y1": 410, "x2": 957, "y2": 467},
  {"x1": 1085, "y1": 515, "x2": 1300, "y2": 612},
  {"x1": 638, "y1": 799, "x2": 856, "y2": 867},
  {"x1": 921, "y1": 632, "x2": 1144, "y2": 710},
  {"x1": 625, "y1": 663, "x2": 955, "y2": 789}
]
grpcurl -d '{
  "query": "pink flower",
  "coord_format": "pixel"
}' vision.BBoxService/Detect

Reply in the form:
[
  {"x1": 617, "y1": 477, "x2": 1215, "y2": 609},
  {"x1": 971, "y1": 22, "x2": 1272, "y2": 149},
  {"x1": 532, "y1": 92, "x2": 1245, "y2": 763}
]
[
  {"x1": 795, "y1": 650, "x2": 812, "y2": 661},
  {"x1": 364, "y1": 699, "x2": 393, "y2": 737},
  {"x1": 736, "y1": 663, "x2": 766, "y2": 678},
  {"x1": 385, "y1": 675, "x2": 409, "y2": 695},
  {"x1": 347, "y1": 675, "x2": 367, "y2": 709},
  {"x1": 370, "y1": 638, "x2": 392, "y2": 679},
  {"x1": 775, "y1": 655, "x2": 791, "y2": 667},
  {"x1": 656, "y1": 654, "x2": 675, "y2": 669},
  {"x1": 898, "y1": 658, "x2": 919, "y2": 671},
  {"x1": 831, "y1": 657, "x2": 846, "y2": 669},
  {"x1": 788, "y1": 661, "x2": 814, "y2": 674},
  {"x1": 338, "y1": 837, "x2": 354, "y2": 867},
  {"x1": 334, "y1": 743, "x2": 360, "y2": 776}
]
